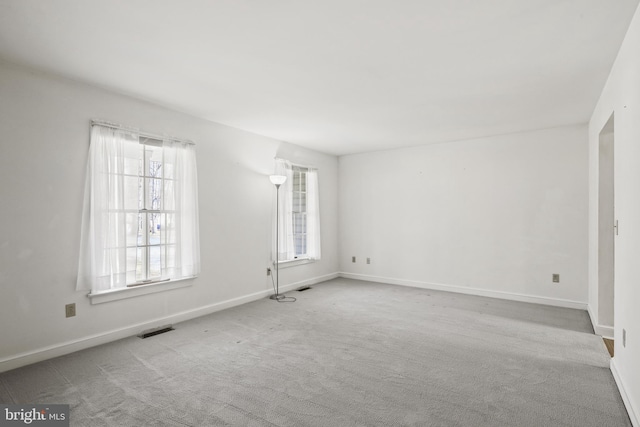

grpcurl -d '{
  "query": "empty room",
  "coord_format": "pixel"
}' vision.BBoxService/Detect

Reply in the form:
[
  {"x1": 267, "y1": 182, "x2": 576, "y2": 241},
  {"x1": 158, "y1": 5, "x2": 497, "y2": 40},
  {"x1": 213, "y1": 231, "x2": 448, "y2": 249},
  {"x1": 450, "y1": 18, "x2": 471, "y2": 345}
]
[{"x1": 1, "y1": 1, "x2": 640, "y2": 426}]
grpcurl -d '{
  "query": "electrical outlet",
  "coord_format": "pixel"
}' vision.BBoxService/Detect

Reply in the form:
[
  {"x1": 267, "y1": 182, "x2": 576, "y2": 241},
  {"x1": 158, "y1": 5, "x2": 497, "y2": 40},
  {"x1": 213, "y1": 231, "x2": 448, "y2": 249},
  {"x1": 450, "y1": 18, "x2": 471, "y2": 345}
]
[
  {"x1": 352, "y1": 256, "x2": 356, "y2": 263},
  {"x1": 65, "y1": 303, "x2": 76, "y2": 318},
  {"x1": 623, "y1": 329, "x2": 626, "y2": 348},
  {"x1": 552, "y1": 274, "x2": 560, "y2": 283},
  {"x1": 266, "y1": 268, "x2": 271, "y2": 276},
  {"x1": 366, "y1": 258, "x2": 371, "y2": 264}
]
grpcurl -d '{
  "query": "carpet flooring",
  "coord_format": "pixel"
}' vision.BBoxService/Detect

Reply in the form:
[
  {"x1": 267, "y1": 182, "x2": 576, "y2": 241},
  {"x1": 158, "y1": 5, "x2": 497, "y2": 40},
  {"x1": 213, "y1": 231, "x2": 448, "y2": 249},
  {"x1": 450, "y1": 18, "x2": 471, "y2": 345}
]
[{"x1": 0, "y1": 279, "x2": 630, "y2": 426}]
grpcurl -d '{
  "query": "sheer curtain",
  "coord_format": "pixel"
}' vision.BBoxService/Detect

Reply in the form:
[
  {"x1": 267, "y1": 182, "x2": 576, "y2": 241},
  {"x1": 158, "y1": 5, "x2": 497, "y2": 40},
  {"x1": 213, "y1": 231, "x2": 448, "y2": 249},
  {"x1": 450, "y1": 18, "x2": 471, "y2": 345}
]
[
  {"x1": 306, "y1": 169, "x2": 322, "y2": 260},
  {"x1": 77, "y1": 125, "x2": 139, "y2": 292},
  {"x1": 77, "y1": 124, "x2": 200, "y2": 293},
  {"x1": 275, "y1": 159, "x2": 294, "y2": 261},
  {"x1": 273, "y1": 159, "x2": 321, "y2": 261},
  {"x1": 164, "y1": 139, "x2": 200, "y2": 278}
]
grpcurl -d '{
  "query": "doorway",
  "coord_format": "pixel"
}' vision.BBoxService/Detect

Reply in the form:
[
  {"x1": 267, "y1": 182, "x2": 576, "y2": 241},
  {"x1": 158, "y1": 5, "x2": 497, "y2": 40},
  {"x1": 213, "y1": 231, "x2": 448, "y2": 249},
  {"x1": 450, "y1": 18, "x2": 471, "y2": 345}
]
[{"x1": 598, "y1": 113, "x2": 615, "y2": 339}]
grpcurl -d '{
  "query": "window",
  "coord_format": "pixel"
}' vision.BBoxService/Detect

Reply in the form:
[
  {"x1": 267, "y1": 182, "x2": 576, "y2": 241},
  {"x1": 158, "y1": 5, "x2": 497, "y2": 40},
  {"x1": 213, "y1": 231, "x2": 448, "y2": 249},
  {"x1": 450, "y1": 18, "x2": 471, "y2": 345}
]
[
  {"x1": 77, "y1": 123, "x2": 200, "y2": 295},
  {"x1": 134, "y1": 138, "x2": 172, "y2": 283},
  {"x1": 292, "y1": 166, "x2": 308, "y2": 258},
  {"x1": 274, "y1": 159, "x2": 321, "y2": 263}
]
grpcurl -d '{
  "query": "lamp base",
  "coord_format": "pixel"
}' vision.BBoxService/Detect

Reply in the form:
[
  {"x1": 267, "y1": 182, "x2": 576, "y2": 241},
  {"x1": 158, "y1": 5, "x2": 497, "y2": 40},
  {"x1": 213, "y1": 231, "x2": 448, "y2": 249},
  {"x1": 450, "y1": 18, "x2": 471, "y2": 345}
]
[{"x1": 269, "y1": 294, "x2": 286, "y2": 301}]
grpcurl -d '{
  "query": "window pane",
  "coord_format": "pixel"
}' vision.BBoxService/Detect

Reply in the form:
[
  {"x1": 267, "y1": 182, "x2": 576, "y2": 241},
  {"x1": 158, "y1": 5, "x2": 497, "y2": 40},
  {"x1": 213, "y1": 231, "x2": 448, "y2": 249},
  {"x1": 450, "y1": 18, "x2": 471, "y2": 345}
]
[
  {"x1": 300, "y1": 192, "x2": 306, "y2": 212},
  {"x1": 299, "y1": 170, "x2": 306, "y2": 191},
  {"x1": 164, "y1": 180, "x2": 175, "y2": 210},
  {"x1": 137, "y1": 213, "x2": 145, "y2": 246},
  {"x1": 149, "y1": 160, "x2": 162, "y2": 179},
  {"x1": 126, "y1": 213, "x2": 138, "y2": 246},
  {"x1": 106, "y1": 213, "x2": 127, "y2": 246},
  {"x1": 124, "y1": 176, "x2": 139, "y2": 210},
  {"x1": 146, "y1": 178, "x2": 162, "y2": 210},
  {"x1": 138, "y1": 178, "x2": 144, "y2": 210},
  {"x1": 165, "y1": 214, "x2": 176, "y2": 244},
  {"x1": 167, "y1": 244, "x2": 176, "y2": 272},
  {"x1": 149, "y1": 245, "x2": 161, "y2": 279},
  {"x1": 159, "y1": 213, "x2": 166, "y2": 244},
  {"x1": 135, "y1": 247, "x2": 144, "y2": 282},
  {"x1": 293, "y1": 213, "x2": 306, "y2": 234},
  {"x1": 164, "y1": 161, "x2": 175, "y2": 180},
  {"x1": 293, "y1": 170, "x2": 302, "y2": 192},
  {"x1": 126, "y1": 248, "x2": 137, "y2": 284},
  {"x1": 295, "y1": 235, "x2": 306, "y2": 256},
  {"x1": 149, "y1": 213, "x2": 161, "y2": 243},
  {"x1": 145, "y1": 145, "x2": 163, "y2": 178},
  {"x1": 161, "y1": 244, "x2": 167, "y2": 277}
]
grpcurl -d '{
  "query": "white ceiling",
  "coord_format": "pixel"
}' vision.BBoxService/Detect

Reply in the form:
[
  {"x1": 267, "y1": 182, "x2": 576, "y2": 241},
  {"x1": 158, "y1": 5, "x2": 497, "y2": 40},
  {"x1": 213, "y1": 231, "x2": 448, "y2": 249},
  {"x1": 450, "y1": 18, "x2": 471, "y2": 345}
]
[{"x1": 1, "y1": 1, "x2": 638, "y2": 156}]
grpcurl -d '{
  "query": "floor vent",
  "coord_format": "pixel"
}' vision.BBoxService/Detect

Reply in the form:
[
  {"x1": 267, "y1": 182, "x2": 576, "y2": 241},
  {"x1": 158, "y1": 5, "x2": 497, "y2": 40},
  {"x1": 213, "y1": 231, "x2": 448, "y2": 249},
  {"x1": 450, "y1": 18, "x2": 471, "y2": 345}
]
[
  {"x1": 138, "y1": 325, "x2": 174, "y2": 339},
  {"x1": 297, "y1": 286, "x2": 312, "y2": 292}
]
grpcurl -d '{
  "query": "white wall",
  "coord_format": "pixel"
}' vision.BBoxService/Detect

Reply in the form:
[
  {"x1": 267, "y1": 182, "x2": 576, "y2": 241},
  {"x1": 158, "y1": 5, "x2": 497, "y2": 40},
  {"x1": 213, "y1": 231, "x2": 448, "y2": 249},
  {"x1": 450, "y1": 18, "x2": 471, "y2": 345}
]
[
  {"x1": 597, "y1": 120, "x2": 615, "y2": 332},
  {"x1": 0, "y1": 61, "x2": 338, "y2": 371},
  {"x1": 339, "y1": 125, "x2": 589, "y2": 307},
  {"x1": 589, "y1": 4, "x2": 640, "y2": 424}
]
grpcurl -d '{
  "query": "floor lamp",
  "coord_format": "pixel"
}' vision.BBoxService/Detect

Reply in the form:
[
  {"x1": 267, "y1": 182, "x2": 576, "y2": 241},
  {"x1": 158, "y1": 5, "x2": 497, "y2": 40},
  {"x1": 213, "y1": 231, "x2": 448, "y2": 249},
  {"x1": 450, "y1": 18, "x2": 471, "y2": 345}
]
[{"x1": 269, "y1": 175, "x2": 287, "y2": 301}]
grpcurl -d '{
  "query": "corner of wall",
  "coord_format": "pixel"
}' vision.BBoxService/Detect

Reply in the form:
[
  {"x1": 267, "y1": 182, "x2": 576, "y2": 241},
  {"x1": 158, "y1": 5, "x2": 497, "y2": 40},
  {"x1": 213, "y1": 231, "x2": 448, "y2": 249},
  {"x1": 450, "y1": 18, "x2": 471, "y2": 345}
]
[
  {"x1": 587, "y1": 304, "x2": 614, "y2": 338},
  {"x1": 611, "y1": 358, "x2": 639, "y2": 426}
]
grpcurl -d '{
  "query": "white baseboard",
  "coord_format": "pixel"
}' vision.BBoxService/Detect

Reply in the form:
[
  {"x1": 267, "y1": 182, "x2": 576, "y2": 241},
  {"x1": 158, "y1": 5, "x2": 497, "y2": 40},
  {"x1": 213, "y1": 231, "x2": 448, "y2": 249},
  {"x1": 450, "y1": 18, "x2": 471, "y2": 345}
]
[
  {"x1": 611, "y1": 358, "x2": 639, "y2": 426},
  {"x1": 339, "y1": 272, "x2": 588, "y2": 310},
  {"x1": 0, "y1": 272, "x2": 339, "y2": 374},
  {"x1": 587, "y1": 304, "x2": 614, "y2": 339}
]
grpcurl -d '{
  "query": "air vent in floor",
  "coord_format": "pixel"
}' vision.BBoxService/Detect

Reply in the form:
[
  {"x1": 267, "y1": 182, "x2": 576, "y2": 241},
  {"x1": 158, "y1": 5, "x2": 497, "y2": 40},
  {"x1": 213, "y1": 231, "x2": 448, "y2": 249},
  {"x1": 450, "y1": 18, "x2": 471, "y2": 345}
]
[
  {"x1": 297, "y1": 286, "x2": 312, "y2": 292},
  {"x1": 138, "y1": 325, "x2": 174, "y2": 339}
]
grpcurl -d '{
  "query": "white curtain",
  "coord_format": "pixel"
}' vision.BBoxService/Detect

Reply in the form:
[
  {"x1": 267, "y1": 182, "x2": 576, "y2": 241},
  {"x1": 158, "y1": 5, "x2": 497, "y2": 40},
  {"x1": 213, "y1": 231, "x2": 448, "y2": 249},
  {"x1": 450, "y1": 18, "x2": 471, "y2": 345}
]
[
  {"x1": 273, "y1": 159, "x2": 321, "y2": 261},
  {"x1": 306, "y1": 169, "x2": 322, "y2": 260},
  {"x1": 77, "y1": 125, "x2": 139, "y2": 292},
  {"x1": 275, "y1": 159, "x2": 295, "y2": 261},
  {"x1": 77, "y1": 125, "x2": 200, "y2": 293},
  {"x1": 163, "y1": 139, "x2": 201, "y2": 278}
]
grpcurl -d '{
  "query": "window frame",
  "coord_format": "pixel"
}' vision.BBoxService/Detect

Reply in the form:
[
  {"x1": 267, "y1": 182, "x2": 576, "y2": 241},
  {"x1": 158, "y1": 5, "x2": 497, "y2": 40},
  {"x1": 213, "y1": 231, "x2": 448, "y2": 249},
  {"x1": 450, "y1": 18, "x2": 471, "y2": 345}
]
[
  {"x1": 78, "y1": 121, "x2": 200, "y2": 304},
  {"x1": 291, "y1": 165, "x2": 310, "y2": 260},
  {"x1": 126, "y1": 137, "x2": 175, "y2": 287},
  {"x1": 88, "y1": 277, "x2": 193, "y2": 304}
]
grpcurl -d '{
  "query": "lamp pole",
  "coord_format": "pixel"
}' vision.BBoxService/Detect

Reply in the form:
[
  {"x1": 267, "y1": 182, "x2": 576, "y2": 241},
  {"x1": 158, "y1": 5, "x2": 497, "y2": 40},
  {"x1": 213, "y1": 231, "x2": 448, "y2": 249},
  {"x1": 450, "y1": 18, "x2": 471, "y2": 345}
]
[{"x1": 269, "y1": 175, "x2": 286, "y2": 300}]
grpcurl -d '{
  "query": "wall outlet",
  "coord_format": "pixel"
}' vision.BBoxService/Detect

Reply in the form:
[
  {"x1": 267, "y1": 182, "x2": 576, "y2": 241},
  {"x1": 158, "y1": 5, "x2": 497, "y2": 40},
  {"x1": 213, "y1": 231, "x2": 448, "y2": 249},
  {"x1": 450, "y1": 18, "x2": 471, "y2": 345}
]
[
  {"x1": 366, "y1": 257, "x2": 371, "y2": 264},
  {"x1": 65, "y1": 303, "x2": 76, "y2": 318},
  {"x1": 266, "y1": 268, "x2": 271, "y2": 276},
  {"x1": 623, "y1": 329, "x2": 626, "y2": 347},
  {"x1": 552, "y1": 274, "x2": 560, "y2": 283},
  {"x1": 352, "y1": 256, "x2": 356, "y2": 263}
]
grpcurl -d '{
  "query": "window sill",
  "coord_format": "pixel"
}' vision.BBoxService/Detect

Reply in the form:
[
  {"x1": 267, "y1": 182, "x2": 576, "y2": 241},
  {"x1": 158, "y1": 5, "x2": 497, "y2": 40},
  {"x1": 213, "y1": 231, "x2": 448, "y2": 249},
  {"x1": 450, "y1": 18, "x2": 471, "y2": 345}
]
[
  {"x1": 275, "y1": 258, "x2": 316, "y2": 269},
  {"x1": 87, "y1": 277, "x2": 195, "y2": 305}
]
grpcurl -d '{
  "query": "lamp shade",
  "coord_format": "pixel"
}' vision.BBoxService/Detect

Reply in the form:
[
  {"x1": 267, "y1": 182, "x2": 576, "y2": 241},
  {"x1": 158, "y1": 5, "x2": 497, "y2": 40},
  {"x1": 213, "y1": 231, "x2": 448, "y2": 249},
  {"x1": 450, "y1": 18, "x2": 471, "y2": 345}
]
[{"x1": 269, "y1": 175, "x2": 287, "y2": 186}]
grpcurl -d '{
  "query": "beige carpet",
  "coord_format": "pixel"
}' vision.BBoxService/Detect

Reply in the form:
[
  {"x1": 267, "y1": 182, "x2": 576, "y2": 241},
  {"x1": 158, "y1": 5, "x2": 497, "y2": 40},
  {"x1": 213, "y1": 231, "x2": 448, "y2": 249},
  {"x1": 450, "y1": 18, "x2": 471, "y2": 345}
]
[{"x1": 0, "y1": 279, "x2": 630, "y2": 426}]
